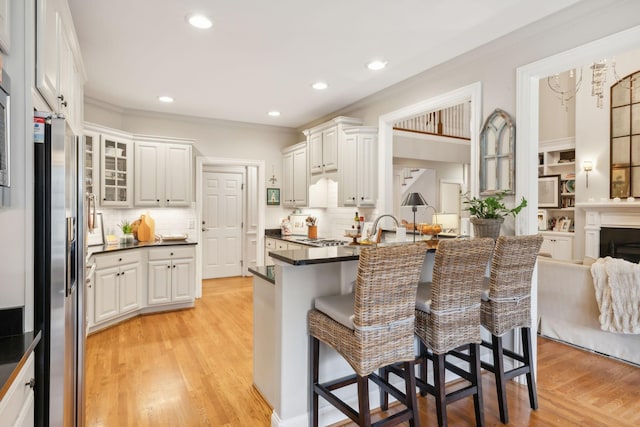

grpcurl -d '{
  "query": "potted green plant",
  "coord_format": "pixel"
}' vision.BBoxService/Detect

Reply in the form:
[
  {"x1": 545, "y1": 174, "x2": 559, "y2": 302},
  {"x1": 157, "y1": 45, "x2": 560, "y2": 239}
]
[
  {"x1": 463, "y1": 191, "x2": 527, "y2": 239},
  {"x1": 119, "y1": 220, "x2": 134, "y2": 243}
]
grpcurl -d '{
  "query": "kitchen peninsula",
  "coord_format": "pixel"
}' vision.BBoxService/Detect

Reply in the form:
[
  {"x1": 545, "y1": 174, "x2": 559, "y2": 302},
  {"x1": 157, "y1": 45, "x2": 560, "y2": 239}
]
[{"x1": 250, "y1": 244, "x2": 435, "y2": 427}]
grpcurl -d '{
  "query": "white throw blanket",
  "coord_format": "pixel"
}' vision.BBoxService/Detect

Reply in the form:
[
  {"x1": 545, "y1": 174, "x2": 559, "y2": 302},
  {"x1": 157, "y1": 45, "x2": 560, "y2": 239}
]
[{"x1": 591, "y1": 257, "x2": 640, "y2": 334}]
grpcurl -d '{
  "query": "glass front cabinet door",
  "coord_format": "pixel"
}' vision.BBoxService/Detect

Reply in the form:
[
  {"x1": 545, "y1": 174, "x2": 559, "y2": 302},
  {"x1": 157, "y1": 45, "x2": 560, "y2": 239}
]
[{"x1": 100, "y1": 132, "x2": 133, "y2": 207}]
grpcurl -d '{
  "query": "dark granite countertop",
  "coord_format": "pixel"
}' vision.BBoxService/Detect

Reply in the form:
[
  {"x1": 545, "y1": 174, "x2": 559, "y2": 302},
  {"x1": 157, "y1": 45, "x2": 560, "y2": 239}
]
[
  {"x1": 269, "y1": 241, "x2": 438, "y2": 266},
  {"x1": 0, "y1": 331, "x2": 41, "y2": 401},
  {"x1": 88, "y1": 239, "x2": 197, "y2": 256},
  {"x1": 248, "y1": 265, "x2": 275, "y2": 284}
]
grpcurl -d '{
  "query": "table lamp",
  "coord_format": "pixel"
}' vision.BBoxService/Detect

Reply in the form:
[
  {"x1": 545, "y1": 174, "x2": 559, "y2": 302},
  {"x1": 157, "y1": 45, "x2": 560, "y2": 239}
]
[{"x1": 402, "y1": 192, "x2": 427, "y2": 242}]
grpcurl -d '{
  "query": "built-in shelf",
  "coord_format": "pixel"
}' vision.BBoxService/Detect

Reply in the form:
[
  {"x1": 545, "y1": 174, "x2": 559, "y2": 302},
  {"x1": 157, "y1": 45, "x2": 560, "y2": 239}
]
[{"x1": 547, "y1": 161, "x2": 575, "y2": 168}]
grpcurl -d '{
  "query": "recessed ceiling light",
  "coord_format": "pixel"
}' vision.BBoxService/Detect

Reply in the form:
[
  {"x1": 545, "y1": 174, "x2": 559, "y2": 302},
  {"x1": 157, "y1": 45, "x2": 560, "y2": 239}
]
[
  {"x1": 268, "y1": 111, "x2": 281, "y2": 117},
  {"x1": 367, "y1": 60, "x2": 388, "y2": 71},
  {"x1": 312, "y1": 81, "x2": 328, "y2": 90},
  {"x1": 158, "y1": 95, "x2": 174, "y2": 103},
  {"x1": 186, "y1": 13, "x2": 213, "y2": 29}
]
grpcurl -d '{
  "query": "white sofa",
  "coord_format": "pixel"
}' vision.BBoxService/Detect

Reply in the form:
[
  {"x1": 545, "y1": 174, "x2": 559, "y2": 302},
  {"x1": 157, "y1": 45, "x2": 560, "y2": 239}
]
[{"x1": 537, "y1": 256, "x2": 640, "y2": 366}]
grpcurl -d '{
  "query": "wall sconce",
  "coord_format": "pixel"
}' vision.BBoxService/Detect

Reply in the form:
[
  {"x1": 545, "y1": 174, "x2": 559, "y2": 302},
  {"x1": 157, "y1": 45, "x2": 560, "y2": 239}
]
[{"x1": 583, "y1": 160, "x2": 593, "y2": 188}]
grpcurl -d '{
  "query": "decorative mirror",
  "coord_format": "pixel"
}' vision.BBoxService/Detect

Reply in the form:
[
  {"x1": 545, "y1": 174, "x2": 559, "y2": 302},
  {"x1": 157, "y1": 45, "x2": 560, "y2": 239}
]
[
  {"x1": 610, "y1": 69, "x2": 640, "y2": 198},
  {"x1": 479, "y1": 108, "x2": 515, "y2": 195}
]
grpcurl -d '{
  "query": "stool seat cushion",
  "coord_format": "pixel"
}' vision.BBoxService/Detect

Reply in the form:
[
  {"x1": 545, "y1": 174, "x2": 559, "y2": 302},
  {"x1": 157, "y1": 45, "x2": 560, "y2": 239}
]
[
  {"x1": 481, "y1": 276, "x2": 490, "y2": 302},
  {"x1": 314, "y1": 293, "x2": 355, "y2": 330},
  {"x1": 415, "y1": 282, "x2": 432, "y2": 313}
]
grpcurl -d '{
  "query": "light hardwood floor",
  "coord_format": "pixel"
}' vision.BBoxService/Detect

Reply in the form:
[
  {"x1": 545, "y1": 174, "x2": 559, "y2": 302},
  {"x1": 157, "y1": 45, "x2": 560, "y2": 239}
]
[{"x1": 86, "y1": 277, "x2": 640, "y2": 426}]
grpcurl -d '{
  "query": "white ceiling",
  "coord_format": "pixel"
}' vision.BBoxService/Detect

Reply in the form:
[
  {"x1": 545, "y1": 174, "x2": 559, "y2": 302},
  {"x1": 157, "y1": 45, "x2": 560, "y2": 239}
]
[{"x1": 68, "y1": 0, "x2": 581, "y2": 128}]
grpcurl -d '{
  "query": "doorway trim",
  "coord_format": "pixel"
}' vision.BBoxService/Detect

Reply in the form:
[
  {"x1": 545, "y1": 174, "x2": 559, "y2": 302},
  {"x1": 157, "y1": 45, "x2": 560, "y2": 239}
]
[
  {"x1": 377, "y1": 82, "x2": 482, "y2": 214},
  {"x1": 195, "y1": 156, "x2": 265, "y2": 297}
]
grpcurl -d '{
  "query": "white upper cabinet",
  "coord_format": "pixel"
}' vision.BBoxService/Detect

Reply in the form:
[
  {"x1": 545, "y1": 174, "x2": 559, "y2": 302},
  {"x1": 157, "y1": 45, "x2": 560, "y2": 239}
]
[
  {"x1": 282, "y1": 142, "x2": 307, "y2": 207},
  {"x1": 340, "y1": 127, "x2": 378, "y2": 207},
  {"x1": 134, "y1": 137, "x2": 193, "y2": 207},
  {"x1": 36, "y1": 0, "x2": 85, "y2": 133},
  {"x1": 303, "y1": 116, "x2": 362, "y2": 184}
]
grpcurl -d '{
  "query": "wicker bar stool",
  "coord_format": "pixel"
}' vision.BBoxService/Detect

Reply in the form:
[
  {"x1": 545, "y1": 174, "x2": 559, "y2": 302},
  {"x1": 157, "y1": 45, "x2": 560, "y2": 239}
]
[
  {"x1": 308, "y1": 243, "x2": 428, "y2": 427},
  {"x1": 381, "y1": 238, "x2": 494, "y2": 427},
  {"x1": 480, "y1": 234, "x2": 543, "y2": 424}
]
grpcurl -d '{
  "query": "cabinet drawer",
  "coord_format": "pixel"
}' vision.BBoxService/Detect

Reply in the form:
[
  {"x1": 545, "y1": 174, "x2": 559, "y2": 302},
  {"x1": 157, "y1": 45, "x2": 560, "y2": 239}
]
[
  {"x1": 94, "y1": 250, "x2": 142, "y2": 269},
  {"x1": 265, "y1": 238, "x2": 276, "y2": 249},
  {"x1": 148, "y1": 246, "x2": 194, "y2": 260},
  {"x1": 0, "y1": 352, "x2": 35, "y2": 425}
]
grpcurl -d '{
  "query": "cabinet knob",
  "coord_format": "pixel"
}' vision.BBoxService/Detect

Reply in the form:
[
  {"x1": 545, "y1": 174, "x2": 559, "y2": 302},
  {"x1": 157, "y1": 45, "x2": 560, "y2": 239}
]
[
  {"x1": 103, "y1": 198, "x2": 106, "y2": 201},
  {"x1": 167, "y1": 265, "x2": 171, "y2": 269},
  {"x1": 166, "y1": 199, "x2": 169, "y2": 203},
  {"x1": 58, "y1": 94, "x2": 65, "y2": 102},
  {"x1": 119, "y1": 258, "x2": 122, "y2": 262},
  {"x1": 170, "y1": 252, "x2": 174, "y2": 256},
  {"x1": 173, "y1": 265, "x2": 176, "y2": 268},
  {"x1": 361, "y1": 197, "x2": 364, "y2": 200},
  {"x1": 26, "y1": 378, "x2": 35, "y2": 389},
  {"x1": 157, "y1": 199, "x2": 160, "y2": 202},
  {"x1": 61, "y1": 100, "x2": 68, "y2": 107}
]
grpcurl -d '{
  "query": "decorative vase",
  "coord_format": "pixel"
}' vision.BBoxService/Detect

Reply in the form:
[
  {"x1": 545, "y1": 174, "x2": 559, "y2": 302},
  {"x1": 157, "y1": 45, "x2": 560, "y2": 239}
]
[
  {"x1": 308, "y1": 225, "x2": 318, "y2": 239},
  {"x1": 470, "y1": 217, "x2": 504, "y2": 240}
]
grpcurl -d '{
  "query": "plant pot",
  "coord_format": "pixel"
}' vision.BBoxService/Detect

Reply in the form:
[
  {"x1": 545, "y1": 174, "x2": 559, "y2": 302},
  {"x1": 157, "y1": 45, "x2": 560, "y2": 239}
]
[
  {"x1": 470, "y1": 217, "x2": 504, "y2": 240},
  {"x1": 308, "y1": 225, "x2": 318, "y2": 239}
]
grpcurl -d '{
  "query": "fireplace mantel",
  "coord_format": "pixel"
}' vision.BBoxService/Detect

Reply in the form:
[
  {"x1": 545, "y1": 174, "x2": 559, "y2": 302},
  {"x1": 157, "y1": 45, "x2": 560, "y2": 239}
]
[{"x1": 576, "y1": 201, "x2": 640, "y2": 257}]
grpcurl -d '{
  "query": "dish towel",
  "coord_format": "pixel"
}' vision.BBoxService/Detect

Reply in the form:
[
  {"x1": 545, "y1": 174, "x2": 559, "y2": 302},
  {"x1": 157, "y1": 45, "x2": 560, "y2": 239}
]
[{"x1": 591, "y1": 257, "x2": 640, "y2": 334}]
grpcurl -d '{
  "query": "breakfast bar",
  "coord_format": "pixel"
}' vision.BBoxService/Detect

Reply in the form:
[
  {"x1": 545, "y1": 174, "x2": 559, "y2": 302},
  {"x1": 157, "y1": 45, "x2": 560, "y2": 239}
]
[{"x1": 250, "y1": 244, "x2": 435, "y2": 427}]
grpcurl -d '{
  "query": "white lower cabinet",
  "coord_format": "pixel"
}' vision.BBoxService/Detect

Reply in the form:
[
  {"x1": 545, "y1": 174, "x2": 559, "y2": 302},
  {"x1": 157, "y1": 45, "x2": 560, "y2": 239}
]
[
  {"x1": 88, "y1": 245, "x2": 195, "y2": 334},
  {"x1": 0, "y1": 353, "x2": 35, "y2": 427},
  {"x1": 93, "y1": 251, "x2": 143, "y2": 325},
  {"x1": 148, "y1": 246, "x2": 195, "y2": 305},
  {"x1": 539, "y1": 232, "x2": 574, "y2": 260}
]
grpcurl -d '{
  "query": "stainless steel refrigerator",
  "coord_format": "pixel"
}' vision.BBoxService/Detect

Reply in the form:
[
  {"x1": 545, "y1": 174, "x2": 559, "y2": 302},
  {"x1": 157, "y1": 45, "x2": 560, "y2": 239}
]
[{"x1": 34, "y1": 112, "x2": 85, "y2": 427}]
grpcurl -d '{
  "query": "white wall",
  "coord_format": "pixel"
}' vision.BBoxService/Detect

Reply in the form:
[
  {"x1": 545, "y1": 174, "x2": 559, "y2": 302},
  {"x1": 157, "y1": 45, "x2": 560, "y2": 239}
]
[
  {"x1": 539, "y1": 70, "x2": 577, "y2": 141},
  {"x1": 0, "y1": 2, "x2": 33, "y2": 319}
]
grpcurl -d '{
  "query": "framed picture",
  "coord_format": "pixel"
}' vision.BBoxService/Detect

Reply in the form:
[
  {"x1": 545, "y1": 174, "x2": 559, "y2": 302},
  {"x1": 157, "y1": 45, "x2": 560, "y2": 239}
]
[
  {"x1": 537, "y1": 210, "x2": 547, "y2": 231},
  {"x1": 87, "y1": 213, "x2": 105, "y2": 246},
  {"x1": 538, "y1": 175, "x2": 561, "y2": 208},
  {"x1": 560, "y1": 218, "x2": 572, "y2": 232},
  {"x1": 267, "y1": 188, "x2": 280, "y2": 205}
]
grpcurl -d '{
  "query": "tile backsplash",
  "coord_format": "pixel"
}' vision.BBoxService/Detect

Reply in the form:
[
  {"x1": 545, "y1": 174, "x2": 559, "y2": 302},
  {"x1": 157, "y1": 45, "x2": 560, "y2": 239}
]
[{"x1": 100, "y1": 207, "x2": 197, "y2": 239}]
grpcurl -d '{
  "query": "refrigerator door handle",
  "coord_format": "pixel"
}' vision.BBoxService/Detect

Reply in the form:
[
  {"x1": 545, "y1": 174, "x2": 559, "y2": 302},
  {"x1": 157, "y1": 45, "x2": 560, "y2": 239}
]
[
  {"x1": 87, "y1": 193, "x2": 96, "y2": 232},
  {"x1": 66, "y1": 216, "x2": 77, "y2": 296}
]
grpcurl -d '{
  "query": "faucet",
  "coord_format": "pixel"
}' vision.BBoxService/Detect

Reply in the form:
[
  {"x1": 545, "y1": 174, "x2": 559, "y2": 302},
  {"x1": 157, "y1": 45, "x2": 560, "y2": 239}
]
[{"x1": 369, "y1": 214, "x2": 400, "y2": 242}]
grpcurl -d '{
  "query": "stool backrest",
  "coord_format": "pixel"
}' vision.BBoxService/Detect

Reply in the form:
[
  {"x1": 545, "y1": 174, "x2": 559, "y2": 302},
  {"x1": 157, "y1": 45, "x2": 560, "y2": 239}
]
[
  {"x1": 482, "y1": 234, "x2": 543, "y2": 335},
  {"x1": 419, "y1": 238, "x2": 494, "y2": 354},
  {"x1": 352, "y1": 243, "x2": 427, "y2": 369}
]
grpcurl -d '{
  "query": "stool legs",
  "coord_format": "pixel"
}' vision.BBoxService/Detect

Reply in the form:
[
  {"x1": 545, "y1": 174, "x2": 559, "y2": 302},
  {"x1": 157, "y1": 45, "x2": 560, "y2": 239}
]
[
  {"x1": 482, "y1": 327, "x2": 538, "y2": 424},
  {"x1": 490, "y1": 334, "x2": 508, "y2": 423},
  {"x1": 432, "y1": 353, "x2": 447, "y2": 427},
  {"x1": 470, "y1": 343, "x2": 485, "y2": 427},
  {"x1": 310, "y1": 336, "x2": 319, "y2": 427},
  {"x1": 522, "y1": 328, "x2": 538, "y2": 411}
]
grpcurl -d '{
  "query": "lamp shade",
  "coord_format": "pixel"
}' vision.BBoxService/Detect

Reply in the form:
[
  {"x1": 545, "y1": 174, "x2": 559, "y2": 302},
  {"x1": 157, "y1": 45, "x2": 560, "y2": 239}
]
[{"x1": 402, "y1": 192, "x2": 428, "y2": 207}]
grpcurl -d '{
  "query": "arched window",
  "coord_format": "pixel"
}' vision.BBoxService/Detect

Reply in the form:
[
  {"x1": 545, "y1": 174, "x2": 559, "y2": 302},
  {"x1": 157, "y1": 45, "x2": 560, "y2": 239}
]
[{"x1": 479, "y1": 109, "x2": 515, "y2": 195}]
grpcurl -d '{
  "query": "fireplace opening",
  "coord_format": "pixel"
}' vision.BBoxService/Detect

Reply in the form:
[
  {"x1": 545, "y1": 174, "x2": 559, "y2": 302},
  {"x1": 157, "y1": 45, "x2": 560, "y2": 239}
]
[{"x1": 600, "y1": 227, "x2": 640, "y2": 263}]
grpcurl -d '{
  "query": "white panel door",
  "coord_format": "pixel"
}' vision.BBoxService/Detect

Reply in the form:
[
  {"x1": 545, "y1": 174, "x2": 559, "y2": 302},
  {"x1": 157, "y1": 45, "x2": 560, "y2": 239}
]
[
  {"x1": 134, "y1": 142, "x2": 162, "y2": 206},
  {"x1": 202, "y1": 171, "x2": 243, "y2": 278}
]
